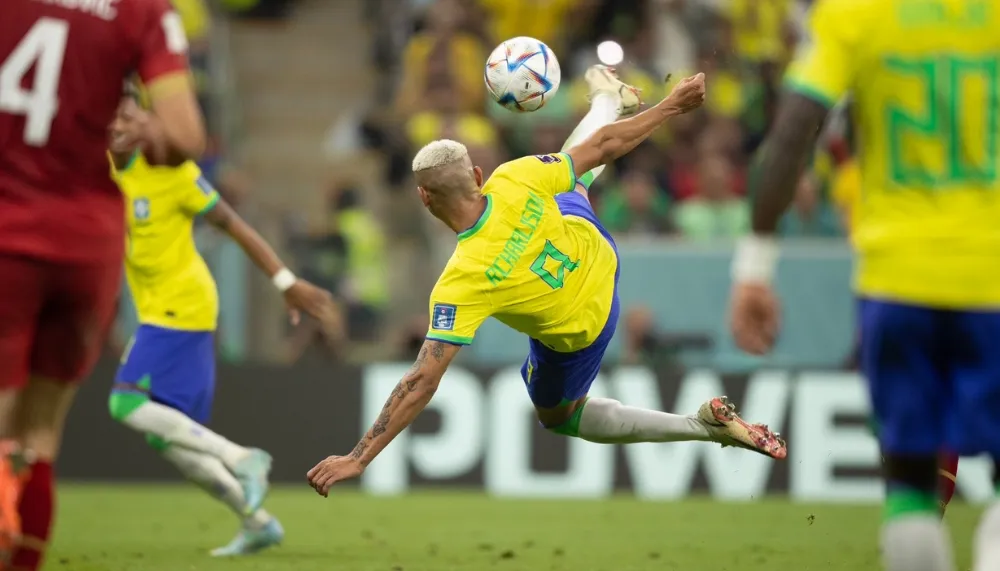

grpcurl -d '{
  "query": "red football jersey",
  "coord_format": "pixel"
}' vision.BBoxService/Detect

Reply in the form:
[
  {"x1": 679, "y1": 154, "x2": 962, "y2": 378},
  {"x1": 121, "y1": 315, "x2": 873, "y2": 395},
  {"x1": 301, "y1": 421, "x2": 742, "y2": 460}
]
[{"x1": 0, "y1": 0, "x2": 190, "y2": 263}]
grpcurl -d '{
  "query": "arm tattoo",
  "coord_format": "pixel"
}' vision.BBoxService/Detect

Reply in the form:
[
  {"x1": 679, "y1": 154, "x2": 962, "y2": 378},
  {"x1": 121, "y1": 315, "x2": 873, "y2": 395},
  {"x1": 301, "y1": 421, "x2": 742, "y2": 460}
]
[
  {"x1": 749, "y1": 92, "x2": 831, "y2": 234},
  {"x1": 351, "y1": 343, "x2": 438, "y2": 465},
  {"x1": 348, "y1": 440, "x2": 367, "y2": 460},
  {"x1": 431, "y1": 341, "x2": 445, "y2": 362}
]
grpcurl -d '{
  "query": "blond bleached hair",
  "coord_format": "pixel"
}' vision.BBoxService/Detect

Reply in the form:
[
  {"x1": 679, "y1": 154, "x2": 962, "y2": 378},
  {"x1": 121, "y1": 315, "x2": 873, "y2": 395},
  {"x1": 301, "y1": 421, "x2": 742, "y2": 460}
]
[{"x1": 412, "y1": 139, "x2": 469, "y2": 172}]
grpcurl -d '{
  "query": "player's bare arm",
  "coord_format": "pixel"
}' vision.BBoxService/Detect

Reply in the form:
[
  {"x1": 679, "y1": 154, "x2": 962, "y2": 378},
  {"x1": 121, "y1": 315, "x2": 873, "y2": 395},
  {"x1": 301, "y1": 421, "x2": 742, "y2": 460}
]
[
  {"x1": 306, "y1": 340, "x2": 461, "y2": 496},
  {"x1": 748, "y1": 93, "x2": 830, "y2": 235},
  {"x1": 730, "y1": 92, "x2": 831, "y2": 355},
  {"x1": 139, "y1": 76, "x2": 207, "y2": 165},
  {"x1": 203, "y1": 200, "x2": 337, "y2": 326},
  {"x1": 565, "y1": 73, "x2": 706, "y2": 175}
]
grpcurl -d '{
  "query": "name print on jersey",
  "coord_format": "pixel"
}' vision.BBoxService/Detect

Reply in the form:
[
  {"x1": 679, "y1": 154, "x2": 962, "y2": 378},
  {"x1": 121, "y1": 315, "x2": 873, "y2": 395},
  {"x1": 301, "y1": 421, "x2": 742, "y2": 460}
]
[
  {"x1": 484, "y1": 191, "x2": 545, "y2": 286},
  {"x1": 33, "y1": 0, "x2": 121, "y2": 21}
]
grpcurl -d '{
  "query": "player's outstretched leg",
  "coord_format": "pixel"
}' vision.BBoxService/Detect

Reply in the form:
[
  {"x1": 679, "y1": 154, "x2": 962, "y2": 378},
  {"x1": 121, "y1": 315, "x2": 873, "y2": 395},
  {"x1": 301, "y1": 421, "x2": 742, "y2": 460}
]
[
  {"x1": 561, "y1": 65, "x2": 642, "y2": 192},
  {"x1": 153, "y1": 441, "x2": 284, "y2": 557},
  {"x1": 548, "y1": 395, "x2": 786, "y2": 459},
  {"x1": 108, "y1": 393, "x2": 273, "y2": 512}
]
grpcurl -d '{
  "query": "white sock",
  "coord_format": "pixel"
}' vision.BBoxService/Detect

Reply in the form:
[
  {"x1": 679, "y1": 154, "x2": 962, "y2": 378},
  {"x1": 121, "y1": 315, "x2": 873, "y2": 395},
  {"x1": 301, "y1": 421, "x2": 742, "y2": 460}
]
[
  {"x1": 562, "y1": 93, "x2": 620, "y2": 183},
  {"x1": 122, "y1": 401, "x2": 250, "y2": 469},
  {"x1": 576, "y1": 397, "x2": 711, "y2": 444},
  {"x1": 882, "y1": 515, "x2": 954, "y2": 571},
  {"x1": 974, "y1": 499, "x2": 1000, "y2": 571},
  {"x1": 162, "y1": 446, "x2": 273, "y2": 530}
]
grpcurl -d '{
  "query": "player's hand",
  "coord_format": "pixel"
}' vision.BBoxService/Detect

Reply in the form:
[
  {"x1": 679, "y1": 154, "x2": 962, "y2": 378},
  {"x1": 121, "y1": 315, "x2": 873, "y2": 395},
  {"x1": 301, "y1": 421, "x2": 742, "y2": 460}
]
[
  {"x1": 283, "y1": 280, "x2": 336, "y2": 326},
  {"x1": 729, "y1": 282, "x2": 781, "y2": 355},
  {"x1": 307, "y1": 455, "x2": 364, "y2": 496},
  {"x1": 665, "y1": 72, "x2": 706, "y2": 114}
]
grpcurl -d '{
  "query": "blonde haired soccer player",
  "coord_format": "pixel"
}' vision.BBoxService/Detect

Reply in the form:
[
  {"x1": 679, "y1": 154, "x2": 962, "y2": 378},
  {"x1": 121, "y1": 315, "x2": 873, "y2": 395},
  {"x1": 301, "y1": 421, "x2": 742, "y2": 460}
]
[
  {"x1": 108, "y1": 95, "x2": 337, "y2": 556},
  {"x1": 307, "y1": 66, "x2": 786, "y2": 494},
  {"x1": 729, "y1": 1, "x2": 1000, "y2": 571}
]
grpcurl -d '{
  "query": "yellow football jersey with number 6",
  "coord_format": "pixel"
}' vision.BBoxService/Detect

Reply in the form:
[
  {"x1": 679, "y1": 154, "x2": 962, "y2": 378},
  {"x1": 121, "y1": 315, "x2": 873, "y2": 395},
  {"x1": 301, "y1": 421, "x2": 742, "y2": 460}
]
[
  {"x1": 426, "y1": 154, "x2": 618, "y2": 352},
  {"x1": 786, "y1": 0, "x2": 1000, "y2": 308}
]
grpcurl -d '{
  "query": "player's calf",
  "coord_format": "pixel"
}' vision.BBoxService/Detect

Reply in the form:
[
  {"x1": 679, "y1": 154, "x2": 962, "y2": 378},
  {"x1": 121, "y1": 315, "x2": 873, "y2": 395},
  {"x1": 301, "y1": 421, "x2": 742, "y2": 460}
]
[{"x1": 107, "y1": 390, "x2": 272, "y2": 512}]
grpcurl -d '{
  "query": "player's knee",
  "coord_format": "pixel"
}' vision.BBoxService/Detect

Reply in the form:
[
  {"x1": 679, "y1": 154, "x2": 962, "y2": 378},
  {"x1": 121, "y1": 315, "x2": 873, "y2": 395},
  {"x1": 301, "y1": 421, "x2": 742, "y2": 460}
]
[
  {"x1": 107, "y1": 389, "x2": 146, "y2": 423},
  {"x1": 538, "y1": 399, "x2": 589, "y2": 437}
]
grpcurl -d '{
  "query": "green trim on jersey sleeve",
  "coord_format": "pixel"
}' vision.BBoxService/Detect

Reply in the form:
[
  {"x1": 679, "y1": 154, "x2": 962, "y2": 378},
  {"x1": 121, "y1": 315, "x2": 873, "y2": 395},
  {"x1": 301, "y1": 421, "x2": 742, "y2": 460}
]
[
  {"x1": 784, "y1": 79, "x2": 838, "y2": 109},
  {"x1": 195, "y1": 193, "x2": 221, "y2": 216},
  {"x1": 457, "y1": 194, "x2": 494, "y2": 241},
  {"x1": 426, "y1": 332, "x2": 474, "y2": 346},
  {"x1": 558, "y1": 152, "x2": 579, "y2": 191}
]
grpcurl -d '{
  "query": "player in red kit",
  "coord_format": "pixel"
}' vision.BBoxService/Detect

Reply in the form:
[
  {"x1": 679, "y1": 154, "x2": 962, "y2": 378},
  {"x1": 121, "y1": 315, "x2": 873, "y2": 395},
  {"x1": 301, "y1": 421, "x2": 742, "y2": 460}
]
[{"x1": 0, "y1": 0, "x2": 206, "y2": 568}]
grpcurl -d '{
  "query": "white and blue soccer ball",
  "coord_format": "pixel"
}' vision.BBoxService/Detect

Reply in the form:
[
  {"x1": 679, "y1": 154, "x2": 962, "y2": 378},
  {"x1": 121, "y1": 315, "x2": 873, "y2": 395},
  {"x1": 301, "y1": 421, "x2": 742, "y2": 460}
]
[{"x1": 484, "y1": 36, "x2": 561, "y2": 113}]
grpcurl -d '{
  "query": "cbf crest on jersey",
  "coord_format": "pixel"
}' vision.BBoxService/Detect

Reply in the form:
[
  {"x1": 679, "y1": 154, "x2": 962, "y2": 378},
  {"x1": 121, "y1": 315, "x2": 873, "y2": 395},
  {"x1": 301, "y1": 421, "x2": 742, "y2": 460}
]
[
  {"x1": 133, "y1": 197, "x2": 151, "y2": 222},
  {"x1": 432, "y1": 303, "x2": 457, "y2": 331}
]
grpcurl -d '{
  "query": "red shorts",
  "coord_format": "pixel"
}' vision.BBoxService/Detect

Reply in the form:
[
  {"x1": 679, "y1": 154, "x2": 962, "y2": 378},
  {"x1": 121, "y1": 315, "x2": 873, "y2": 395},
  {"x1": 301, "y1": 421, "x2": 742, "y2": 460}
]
[{"x1": 0, "y1": 254, "x2": 121, "y2": 389}]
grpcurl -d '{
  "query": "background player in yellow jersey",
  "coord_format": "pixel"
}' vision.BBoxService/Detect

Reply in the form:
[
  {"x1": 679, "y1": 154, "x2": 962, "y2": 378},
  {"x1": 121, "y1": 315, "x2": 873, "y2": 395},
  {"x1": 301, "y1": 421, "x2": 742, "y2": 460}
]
[
  {"x1": 307, "y1": 66, "x2": 787, "y2": 495},
  {"x1": 108, "y1": 95, "x2": 337, "y2": 557},
  {"x1": 728, "y1": 1, "x2": 1000, "y2": 570}
]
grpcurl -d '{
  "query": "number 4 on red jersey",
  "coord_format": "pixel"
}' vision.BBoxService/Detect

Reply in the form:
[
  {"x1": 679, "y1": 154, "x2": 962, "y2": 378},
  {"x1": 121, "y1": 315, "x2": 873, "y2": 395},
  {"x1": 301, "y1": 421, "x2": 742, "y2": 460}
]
[{"x1": 0, "y1": 0, "x2": 193, "y2": 263}]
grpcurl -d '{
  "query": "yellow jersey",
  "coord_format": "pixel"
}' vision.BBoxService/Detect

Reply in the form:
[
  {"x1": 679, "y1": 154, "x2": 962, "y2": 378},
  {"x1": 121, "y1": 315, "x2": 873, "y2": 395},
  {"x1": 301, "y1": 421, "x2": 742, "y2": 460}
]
[
  {"x1": 786, "y1": 0, "x2": 1000, "y2": 308},
  {"x1": 426, "y1": 153, "x2": 618, "y2": 352},
  {"x1": 111, "y1": 153, "x2": 220, "y2": 331},
  {"x1": 728, "y1": 0, "x2": 793, "y2": 63}
]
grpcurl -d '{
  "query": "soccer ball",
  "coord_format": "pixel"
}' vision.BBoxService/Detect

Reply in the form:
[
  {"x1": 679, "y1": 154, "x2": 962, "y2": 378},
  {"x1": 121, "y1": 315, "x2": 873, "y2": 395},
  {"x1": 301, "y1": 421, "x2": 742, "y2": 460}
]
[{"x1": 484, "y1": 36, "x2": 561, "y2": 113}]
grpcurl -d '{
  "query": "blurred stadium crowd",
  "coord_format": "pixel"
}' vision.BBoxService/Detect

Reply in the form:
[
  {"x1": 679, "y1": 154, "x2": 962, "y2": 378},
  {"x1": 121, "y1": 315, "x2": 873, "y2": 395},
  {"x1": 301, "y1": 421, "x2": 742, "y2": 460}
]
[
  {"x1": 117, "y1": 0, "x2": 861, "y2": 364},
  {"x1": 361, "y1": 0, "x2": 859, "y2": 242}
]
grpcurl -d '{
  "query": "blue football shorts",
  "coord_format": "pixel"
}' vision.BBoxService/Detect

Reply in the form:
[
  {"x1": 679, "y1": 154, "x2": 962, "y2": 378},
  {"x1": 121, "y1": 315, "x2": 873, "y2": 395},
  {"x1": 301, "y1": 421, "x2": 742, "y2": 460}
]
[
  {"x1": 114, "y1": 324, "x2": 216, "y2": 423},
  {"x1": 520, "y1": 190, "x2": 621, "y2": 409},
  {"x1": 859, "y1": 298, "x2": 1000, "y2": 457}
]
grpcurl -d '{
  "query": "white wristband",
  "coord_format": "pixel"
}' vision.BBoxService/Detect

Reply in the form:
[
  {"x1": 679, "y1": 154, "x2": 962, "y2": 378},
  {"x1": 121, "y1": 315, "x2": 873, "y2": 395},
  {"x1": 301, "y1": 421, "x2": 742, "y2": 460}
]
[
  {"x1": 731, "y1": 236, "x2": 780, "y2": 285},
  {"x1": 271, "y1": 268, "x2": 297, "y2": 292}
]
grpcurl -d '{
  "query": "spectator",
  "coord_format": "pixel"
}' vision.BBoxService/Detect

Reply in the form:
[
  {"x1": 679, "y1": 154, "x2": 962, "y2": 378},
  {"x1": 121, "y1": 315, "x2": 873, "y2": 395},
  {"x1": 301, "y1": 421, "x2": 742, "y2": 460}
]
[
  {"x1": 599, "y1": 169, "x2": 672, "y2": 236},
  {"x1": 779, "y1": 174, "x2": 842, "y2": 238},
  {"x1": 284, "y1": 220, "x2": 348, "y2": 363},
  {"x1": 722, "y1": 0, "x2": 797, "y2": 139},
  {"x1": 394, "y1": 0, "x2": 486, "y2": 118},
  {"x1": 328, "y1": 186, "x2": 390, "y2": 341},
  {"x1": 478, "y1": 0, "x2": 594, "y2": 53},
  {"x1": 674, "y1": 154, "x2": 749, "y2": 240},
  {"x1": 406, "y1": 77, "x2": 503, "y2": 175}
]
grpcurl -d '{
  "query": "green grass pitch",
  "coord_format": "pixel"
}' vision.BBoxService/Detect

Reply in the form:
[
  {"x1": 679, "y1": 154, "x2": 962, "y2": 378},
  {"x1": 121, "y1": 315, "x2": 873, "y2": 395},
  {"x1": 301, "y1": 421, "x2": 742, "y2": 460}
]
[{"x1": 50, "y1": 485, "x2": 981, "y2": 571}]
